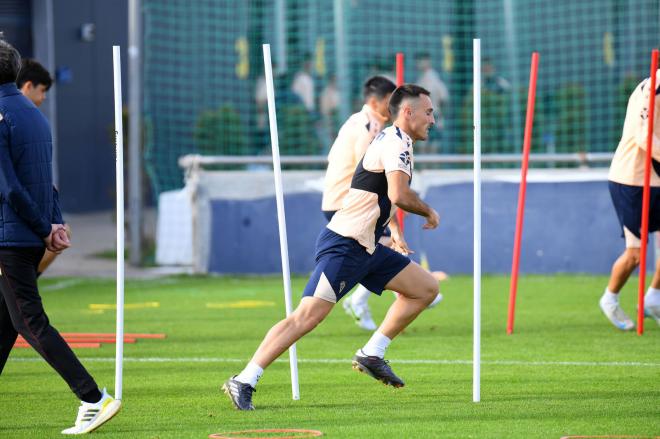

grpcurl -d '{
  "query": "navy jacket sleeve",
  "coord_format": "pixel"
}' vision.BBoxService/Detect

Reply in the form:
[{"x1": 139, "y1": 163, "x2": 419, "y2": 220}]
[
  {"x1": 52, "y1": 186, "x2": 63, "y2": 224},
  {"x1": 0, "y1": 120, "x2": 52, "y2": 238}
]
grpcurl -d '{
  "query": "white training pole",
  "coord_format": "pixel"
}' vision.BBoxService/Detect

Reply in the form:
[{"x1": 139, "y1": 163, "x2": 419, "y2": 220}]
[
  {"x1": 263, "y1": 44, "x2": 300, "y2": 400},
  {"x1": 112, "y1": 46, "x2": 125, "y2": 401},
  {"x1": 472, "y1": 38, "x2": 482, "y2": 403}
]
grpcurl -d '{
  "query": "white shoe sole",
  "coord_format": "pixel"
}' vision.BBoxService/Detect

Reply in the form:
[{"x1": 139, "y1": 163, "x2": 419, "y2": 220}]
[
  {"x1": 356, "y1": 319, "x2": 377, "y2": 331},
  {"x1": 599, "y1": 301, "x2": 634, "y2": 331},
  {"x1": 63, "y1": 400, "x2": 122, "y2": 435},
  {"x1": 644, "y1": 305, "x2": 660, "y2": 326}
]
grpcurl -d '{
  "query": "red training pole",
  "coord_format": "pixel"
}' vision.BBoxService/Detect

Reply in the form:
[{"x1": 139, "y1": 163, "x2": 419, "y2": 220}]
[
  {"x1": 507, "y1": 52, "x2": 539, "y2": 335},
  {"x1": 395, "y1": 52, "x2": 406, "y2": 231},
  {"x1": 637, "y1": 49, "x2": 658, "y2": 336}
]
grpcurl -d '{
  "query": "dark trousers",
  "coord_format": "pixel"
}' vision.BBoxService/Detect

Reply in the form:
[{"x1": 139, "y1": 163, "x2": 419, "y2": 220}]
[{"x1": 0, "y1": 246, "x2": 98, "y2": 400}]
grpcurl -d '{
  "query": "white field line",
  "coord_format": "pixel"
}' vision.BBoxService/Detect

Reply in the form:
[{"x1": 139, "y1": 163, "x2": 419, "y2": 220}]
[
  {"x1": 9, "y1": 357, "x2": 660, "y2": 368},
  {"x1": 41, "y1": 279, "x2": 86, "y2": 291}
]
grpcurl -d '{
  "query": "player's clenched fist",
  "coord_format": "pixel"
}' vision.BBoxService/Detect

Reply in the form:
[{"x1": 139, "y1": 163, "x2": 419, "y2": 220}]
[{"x1": 423, "y1": 208, "x2": 440, "y2": 230}]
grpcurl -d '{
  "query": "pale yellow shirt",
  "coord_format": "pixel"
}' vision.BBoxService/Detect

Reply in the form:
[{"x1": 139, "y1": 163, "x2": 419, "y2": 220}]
[
  {"x1": 322, "y1": 105, "x2": 387, "y2": 211},
  {"x1": 328, "y1": 125, "x2": 413, "y2": 253},
  {"x1": 609, "y1": 74, "x2": 660, "y2": 187}
]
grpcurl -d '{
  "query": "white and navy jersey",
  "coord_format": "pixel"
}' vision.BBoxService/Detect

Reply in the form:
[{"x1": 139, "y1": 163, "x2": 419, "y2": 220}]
[
  {"x1": 327, "y1": 125, "x2": 413, "y2": 253},
  {"x1": 609, "y1": 71, "x2": 660, "y2": 187},
  {"x1": 322, "y1": 105, "x2": 388, "y2": 211}
]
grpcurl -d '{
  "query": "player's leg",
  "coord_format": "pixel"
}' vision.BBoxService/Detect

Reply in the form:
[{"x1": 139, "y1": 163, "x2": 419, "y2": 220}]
[
  {"x1": 0, "y1": 247, "x2": 119, "y2": 433},
  {"x1": 343, "y1": 284, "x2": 376, "y2": 330},
  {"x1": 606, "y1": 245, "x2": 640, "y2": 293},
  {"x1": 644, "y1": 199, "x2": 660, "y2": 324},
  {"x1": 0, "y1": 292, "x2": 18, "y2": 374},
  {"x1": 342, "y1": 232, "x2": 394, "y2": 331},
  {"x1": 37, "y1": 249, "x2": 57, "y2": 276},
  {"x1": 252, "y1": 296, "x2": 334, "y2": 370},
  {"x1": 352, "y1": 247, "x2": 436, "y2": 387},
  {"x1": 644, "y1": 255, "x2": 660, "y2": 325},
  {"x1": 225, "y1": 228, "x2": 364, "y2": 409},
  {"x1": 224, "y1": 297, "x2": 334, "y2": 410},
  {"x1": 376, "y1": 261, "x2": 438, "y2": 340},
  {"x1": 601, "y1": 230, "x2": 638, "y2": 331},
  {"x1": 601, "y1": 182, "x2": 639, "y2": 330}
]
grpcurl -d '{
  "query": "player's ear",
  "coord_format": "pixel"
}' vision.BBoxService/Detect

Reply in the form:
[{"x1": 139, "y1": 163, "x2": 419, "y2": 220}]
[{"x1": 22, "y1": 81, "x2": 35, "y2": 93}]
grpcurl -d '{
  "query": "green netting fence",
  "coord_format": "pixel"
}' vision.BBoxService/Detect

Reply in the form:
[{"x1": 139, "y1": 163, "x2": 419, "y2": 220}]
[{"x1": 142, "y1": 0, "x2": 660, "y2": 195}]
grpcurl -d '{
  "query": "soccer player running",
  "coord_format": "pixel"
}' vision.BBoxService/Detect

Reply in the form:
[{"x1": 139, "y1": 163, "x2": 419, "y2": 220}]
[
  {"x1": 602, "y1": 70, "x2": 660, "y2": 330},
  {"x1": 224, "y1": 84, "x2": 440, "y2": 410},
  {"x1": 0, "y1": 39, "x2": 120, "y2": 434},
  {"x1": 324, "y1": 76, "x2": 443, "y2": 330}
]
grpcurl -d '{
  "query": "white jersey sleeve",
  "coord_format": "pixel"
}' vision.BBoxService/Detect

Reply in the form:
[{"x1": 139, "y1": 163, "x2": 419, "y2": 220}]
[{"x1": 380, "y1": 131, "x2": 413, "y2": 178}]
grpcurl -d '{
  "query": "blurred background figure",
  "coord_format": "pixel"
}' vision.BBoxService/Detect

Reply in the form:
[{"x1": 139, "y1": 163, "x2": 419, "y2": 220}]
[
  {"x1": 482, "y1": 57, "x2": 511, "y2": 95},
  {"x1": 320, "y1": 75, "x2": 340, "y2": 144},
  {"x1": 292, "y1": 52, "x2": 315, "y2": 112},
  {"x1": 415, "y1": 52, "x2": 449, "y2": 151}
]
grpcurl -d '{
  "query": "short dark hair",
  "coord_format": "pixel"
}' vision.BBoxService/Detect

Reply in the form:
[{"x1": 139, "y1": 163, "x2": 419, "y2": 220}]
[
  {"x1": 363, "y1": 76, "x2": 396, "y2": 100},
  {"x1": 16, "y1": 58, "x2": 52, "y2": 90},
  {"x1": 388, "y1": 84, "x2": 431, "y2": 118},
  {"x1": 0, "y1": 39, "x2": 21, "y2": 85}
]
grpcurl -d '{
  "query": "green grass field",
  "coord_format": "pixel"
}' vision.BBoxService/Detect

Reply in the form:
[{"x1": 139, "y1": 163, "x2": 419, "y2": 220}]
[{"x1": 1, "y1": 274, "x2": 658, "y2": 438}]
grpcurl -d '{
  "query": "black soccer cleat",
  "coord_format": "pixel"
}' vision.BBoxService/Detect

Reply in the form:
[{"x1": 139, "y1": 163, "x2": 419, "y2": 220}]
[
  {"x1": 352, "y1": 353, "x2": 405, "y2": 388},
  {"x1": 222, "y1": 376, "x2": 256, "y2": 410}
]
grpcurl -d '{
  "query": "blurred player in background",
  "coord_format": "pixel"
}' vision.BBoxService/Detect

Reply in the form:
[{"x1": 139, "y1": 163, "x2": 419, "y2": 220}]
[
  {"x1": 224, "y1": 85, "x2": 441, "y2": 410},
  {"x1": 602, "y1": 70, "x2": 660, "y2": 330},
  {"x1": 322, "y1": 76, "x2": 442, "y2": 331},
  {"x1": 323, "y1": 75, "x2": 397, "y2": 330},
  {"x1": 16, "y1": 58, "x2": 70, "y2": 277}
]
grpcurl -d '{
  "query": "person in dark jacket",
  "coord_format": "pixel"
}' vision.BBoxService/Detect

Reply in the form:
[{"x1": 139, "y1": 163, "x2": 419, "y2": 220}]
[
  {"x1": 16, "y1": 57, "x2": 71, "y2": 276},
  {"x1": 0, "y1": 38, "x2": 120, "y2": 435}
]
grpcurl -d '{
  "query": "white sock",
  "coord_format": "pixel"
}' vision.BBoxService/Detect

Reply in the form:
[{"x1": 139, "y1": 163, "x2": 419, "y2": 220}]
[
  {"x1": 234, "y1": 361, "x2": 263, "y2": 388},
  {"x1": 645, "y1": 287, "x2": 660, "y2": 306},
  {"x1": 601, "y1": 288, "x2": 619, "y2": 304},
  {"x1": 358, "y1": 331, "x2": 391, "y2": 359},
  {"x1": 351, "y1": 285, "x2": 372, "y2": 308}
]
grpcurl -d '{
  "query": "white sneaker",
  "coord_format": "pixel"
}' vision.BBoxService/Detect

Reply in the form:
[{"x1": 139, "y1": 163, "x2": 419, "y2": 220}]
[
  {"x1": 644, "y1": 304, "x2": 660, "y2": 326},
  {"x1": 342, "y1": 295, "x2": 354, "y2": 317},
  {"x1": 62, "y1": 388, "x2": 121, "y2": 435},
  {"x1": 599, "y1": 297, "x2": 634, "y2": 331},
  {"x1": 351, "y1": 301, "x2": 377, "y2": 331},
  {"x1": 427, "y1": 293, "x2": 443, "y2": 309}
]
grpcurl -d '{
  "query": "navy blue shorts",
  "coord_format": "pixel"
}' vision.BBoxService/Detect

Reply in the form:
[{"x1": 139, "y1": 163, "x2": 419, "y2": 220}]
[
  {"x1": 609, "y1": 181, "x2": 660, "y2": 239},
  {"x1": 322, "y1": 210, "x2": 337, "y2": 222},
  {"x1": 302, "y1": 228, "x2": 410, "y2": 303},
  {"x1": 322, "y1": 210, "x2": 391, "y2": 237}
]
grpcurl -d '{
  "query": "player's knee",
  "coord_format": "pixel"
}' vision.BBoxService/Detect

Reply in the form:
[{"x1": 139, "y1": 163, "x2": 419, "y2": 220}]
[
  {"x1": 624, "y1": 249, "x2": 641, "y2": 267},
  {"x1": 420, "y1": 276, "x2": 439, "y2": 305},
  {"x1": 291, "y1": 309, "x2": 324, "y2": 333}
]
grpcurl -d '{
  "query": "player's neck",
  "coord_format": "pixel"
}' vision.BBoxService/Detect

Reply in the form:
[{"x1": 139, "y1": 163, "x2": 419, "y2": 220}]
[{"x1": 365, "y1": 103, "x2": 387, "y2": 124}]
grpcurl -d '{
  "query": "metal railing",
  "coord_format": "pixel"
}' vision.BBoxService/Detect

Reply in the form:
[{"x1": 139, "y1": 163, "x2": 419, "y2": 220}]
[{"x1": 179, "y1": 152, "x2": 613, "y2": 172}]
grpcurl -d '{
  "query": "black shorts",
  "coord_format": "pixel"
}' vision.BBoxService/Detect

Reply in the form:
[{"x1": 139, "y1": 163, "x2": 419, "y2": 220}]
[
  {"x1": 609, "y1": 181, "x2": 660, "y2": 239},
  {"x1": 302, "y1": 228, "x2": 410, "y2": 302}
]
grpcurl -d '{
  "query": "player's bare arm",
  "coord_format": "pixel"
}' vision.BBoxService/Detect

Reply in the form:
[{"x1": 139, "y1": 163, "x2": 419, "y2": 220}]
[
  {"x1": 386, "y1": 170, "x2": 439, "y2": 229},
  {"x1": 386, "y1": 213, "x2": 413, "y2": 255}
]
